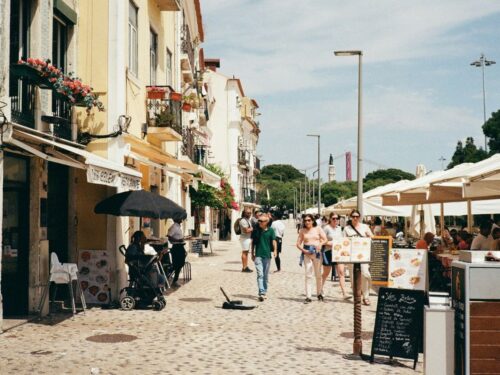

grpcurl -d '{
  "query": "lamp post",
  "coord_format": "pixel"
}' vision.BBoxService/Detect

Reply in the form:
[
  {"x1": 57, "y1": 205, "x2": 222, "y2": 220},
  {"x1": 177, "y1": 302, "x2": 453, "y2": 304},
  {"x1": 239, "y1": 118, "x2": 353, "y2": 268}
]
[
  {"x1": 470, "y1": 53, "x2": 496, "y2": 152},
  {"x1": 335, "y1": 49, "x2": 364, "y2": 358},
  {"x1": 307, "y1": 135, "x2": 321, "y2": 216}
]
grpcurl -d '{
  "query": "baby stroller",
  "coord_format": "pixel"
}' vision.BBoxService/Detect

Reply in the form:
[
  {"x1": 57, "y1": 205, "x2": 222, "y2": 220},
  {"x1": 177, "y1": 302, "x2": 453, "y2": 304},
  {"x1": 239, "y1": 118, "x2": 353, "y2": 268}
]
[{"x1": 118, "y1": 245, "x2": 166, "y2": 311}]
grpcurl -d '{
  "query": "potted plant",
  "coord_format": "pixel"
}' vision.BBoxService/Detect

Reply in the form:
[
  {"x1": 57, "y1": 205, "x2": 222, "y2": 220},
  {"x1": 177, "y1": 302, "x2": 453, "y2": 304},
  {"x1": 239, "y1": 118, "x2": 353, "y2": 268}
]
[
  {"x1": 153, "y1": 108, "x2": 175, "y2": 127},
  {"x1": 147, "y1": 86, "x2": 167, "y2": 100}
]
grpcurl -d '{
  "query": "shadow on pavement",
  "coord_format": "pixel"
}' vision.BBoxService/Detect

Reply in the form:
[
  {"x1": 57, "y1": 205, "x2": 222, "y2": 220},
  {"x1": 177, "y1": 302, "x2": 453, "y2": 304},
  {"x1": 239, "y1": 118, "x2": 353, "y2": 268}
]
[
  {"x1": 178, "y1": 298, "x2": 213, "y2": 303},
  {"x1": 340, "y1": 331, "x2": 374, "y2": 340},
  {"x1": 232, "y1": 294, "x2": 259, "y2": 301},
  {"x1": 296, "y1": 346, "x2": 343, "y2": 356}
]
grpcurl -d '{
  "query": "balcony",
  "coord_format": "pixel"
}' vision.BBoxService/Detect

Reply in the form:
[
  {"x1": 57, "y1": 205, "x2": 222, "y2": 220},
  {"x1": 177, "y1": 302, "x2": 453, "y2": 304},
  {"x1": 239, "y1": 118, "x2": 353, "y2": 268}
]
[
  {"x1": 194, "y1": 145, "x2": 208, "y2": 166},
  {"x1": 10, "y1": 77, "x2": 36, "y2": 128},
  {"x1": 238, "y1": 149, "x2": 249, "y2": 170},
  {"x1": 146, "y1": 88, "x2": 183, "y2": 145},
  {"x1": 155, "y1": 0, "x2": 181, "y2": 11},
  {"x1": 181, "y1": 24, "x2": 195, "y2": 84},
  {"x1": 182, "y1": 127, "x2": 195, "y2": 161},
  {"x1": 254, "y1": 157, "x2": 261, "y2": 174},
  {"x1": 242, "y1": 188, "x2": 257, "y2": 203}
]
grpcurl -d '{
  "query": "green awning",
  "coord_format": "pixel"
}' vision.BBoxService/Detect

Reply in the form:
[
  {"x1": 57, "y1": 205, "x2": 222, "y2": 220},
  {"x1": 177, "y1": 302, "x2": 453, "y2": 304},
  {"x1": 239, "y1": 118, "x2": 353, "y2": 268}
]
[{"x1": 54, "y1": 0, "x2": 77, "y2": 24}]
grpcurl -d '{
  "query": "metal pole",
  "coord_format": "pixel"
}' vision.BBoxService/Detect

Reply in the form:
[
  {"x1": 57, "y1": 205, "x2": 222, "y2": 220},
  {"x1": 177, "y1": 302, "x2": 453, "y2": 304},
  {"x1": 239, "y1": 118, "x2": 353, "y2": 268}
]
[
  {"x1": 482, "y1": 57, "x2": 487, "y2": 152},
  {"x1": 318, "y1": 136, "x2": 321, "y2": 216},
  {"x1": 299, "y1": 182, "x2": 302, "y2": 214},
  {"x1": 357, "y1": 52, "x2": 363, "y2": 218}
]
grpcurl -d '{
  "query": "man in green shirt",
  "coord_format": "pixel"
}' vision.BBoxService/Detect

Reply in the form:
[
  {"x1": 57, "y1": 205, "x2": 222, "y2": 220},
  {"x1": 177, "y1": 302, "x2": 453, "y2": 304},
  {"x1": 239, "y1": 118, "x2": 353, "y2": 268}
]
[{"x1": 251, "y1": 214, "x2": 277, "y2": 301}]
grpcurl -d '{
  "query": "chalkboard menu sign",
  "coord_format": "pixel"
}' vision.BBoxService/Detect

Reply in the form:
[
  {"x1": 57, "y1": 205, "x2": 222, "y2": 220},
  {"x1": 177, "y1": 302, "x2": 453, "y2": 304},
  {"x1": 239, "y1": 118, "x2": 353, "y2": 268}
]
[
  {"x1": 190, "y1": 239, "x2": 203, "y2": 254},
  {"x1": 371, "y1": 236, "x2": 391, "y2": 285},
  {"x1": 371, "y1": 287, "x2": 425, "y2": 369}
]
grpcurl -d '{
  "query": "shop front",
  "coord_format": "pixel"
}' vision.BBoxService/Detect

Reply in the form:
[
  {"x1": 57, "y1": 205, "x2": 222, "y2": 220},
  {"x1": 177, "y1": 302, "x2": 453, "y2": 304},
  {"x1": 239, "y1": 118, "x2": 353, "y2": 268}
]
[
  {"x1": 0, "y1": 123, "x2": 141, "y2": 326},
  {"x1": 2, "y1": 154, "x2": 30, "y2": 316}
]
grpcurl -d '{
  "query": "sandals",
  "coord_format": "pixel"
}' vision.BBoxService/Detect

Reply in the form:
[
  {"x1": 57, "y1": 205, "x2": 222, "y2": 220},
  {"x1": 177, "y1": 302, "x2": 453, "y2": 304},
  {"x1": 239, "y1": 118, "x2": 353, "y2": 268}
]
[{"x1": 362, "y1": 299, "x2": 371, "y2": 306}]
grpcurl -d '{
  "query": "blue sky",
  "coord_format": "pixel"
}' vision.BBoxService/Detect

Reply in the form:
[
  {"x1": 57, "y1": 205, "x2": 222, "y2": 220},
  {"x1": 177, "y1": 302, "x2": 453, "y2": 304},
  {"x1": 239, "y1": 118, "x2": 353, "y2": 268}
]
[{"x1": 202, "y1": 1, "x2": 500, "y2": 181}]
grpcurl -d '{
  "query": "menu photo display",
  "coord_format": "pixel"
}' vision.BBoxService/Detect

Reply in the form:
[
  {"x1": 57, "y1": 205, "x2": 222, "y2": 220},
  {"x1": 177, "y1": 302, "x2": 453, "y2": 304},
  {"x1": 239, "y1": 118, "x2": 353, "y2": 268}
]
[
  {"x1": 388, "y1": 249, "x2": 427, "y2": 290},
  {"x1": 331, "y1": 237, "x2": 372, "y2": 263}
]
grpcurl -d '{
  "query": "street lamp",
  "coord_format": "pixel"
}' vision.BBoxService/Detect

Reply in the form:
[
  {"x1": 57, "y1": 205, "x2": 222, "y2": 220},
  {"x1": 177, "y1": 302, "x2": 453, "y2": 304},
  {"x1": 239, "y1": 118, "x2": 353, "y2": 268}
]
[
  {"x1": 470, "y1": 53, "x2": 496, "y2": 152},
  {"x1": 334, "y1": 49, "x2": 364, "y2": 359},
  {"x1": 308, "y1": 134, "x2": 321, "y2": 216},
  {"x1": 299, "y1": 169, "x2": 308, "y2": 211}
]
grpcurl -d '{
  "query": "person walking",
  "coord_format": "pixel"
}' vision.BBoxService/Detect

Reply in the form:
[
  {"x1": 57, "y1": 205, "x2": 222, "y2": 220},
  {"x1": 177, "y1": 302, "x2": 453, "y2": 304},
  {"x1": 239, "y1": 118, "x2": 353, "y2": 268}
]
[
  {"x1": 296, "y1": 213, "x2": 327, "y2": 303},
  {"x1": 238, "y1": 209, "x2": 254, "y2": 273},
  {"x1": 271, "y1": 213, "x2": 285, "y2": 272},
  {"x1": 343, "y1": 209, "x2": 373, "y2": 306},
  {"x1": 167, "y1": 218, "x2": 187, "y2": 287},
  {"x1": 322, "y1": 213, "x2": 350, "y2": 299},
  {"x1": 251, "y1": 215, "x2": 277, "y2": 301}
]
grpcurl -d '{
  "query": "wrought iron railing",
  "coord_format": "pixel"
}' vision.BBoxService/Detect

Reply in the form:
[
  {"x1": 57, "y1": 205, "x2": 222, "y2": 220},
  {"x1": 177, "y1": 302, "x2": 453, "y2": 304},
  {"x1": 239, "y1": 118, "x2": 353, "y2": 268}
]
[
  {"x1": 10, "y1": 78, "x2": 35, "y2": 128},
  {"x1": 194, "y1": 145, "x2": 208, "y2": 166},
  {"x1": 51, "y1": 94, "x2": 73, "y2": 140},
  {"x1": 146, "y1": 94, "x2": 183, "y2": 135},
  {"x1": 242, "y1": 188, "x2": 257, "y2": 203},
  {"x1": 238, "y1": 149, "x2": 249, "y2": 168},
  {"x1": 182, "y1": 127, "x2": 195, "y2": 161},
  {"x1": 181, "y1": 24, "x2": 195, "y2": 73}
]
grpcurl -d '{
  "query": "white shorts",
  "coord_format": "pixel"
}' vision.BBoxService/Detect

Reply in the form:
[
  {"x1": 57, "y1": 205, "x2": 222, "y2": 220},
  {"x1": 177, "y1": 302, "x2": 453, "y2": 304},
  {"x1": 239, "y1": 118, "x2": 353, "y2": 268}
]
[{"x1": 240, "y1": 238, "x2": 251, "y2": 251}]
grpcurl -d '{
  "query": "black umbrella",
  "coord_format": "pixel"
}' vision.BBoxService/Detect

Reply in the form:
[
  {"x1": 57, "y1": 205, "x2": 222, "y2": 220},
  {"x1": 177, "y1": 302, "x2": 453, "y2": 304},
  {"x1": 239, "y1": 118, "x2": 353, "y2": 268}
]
[{"x1": 94, "y1": 189, "x2": 187, "y2": 221}]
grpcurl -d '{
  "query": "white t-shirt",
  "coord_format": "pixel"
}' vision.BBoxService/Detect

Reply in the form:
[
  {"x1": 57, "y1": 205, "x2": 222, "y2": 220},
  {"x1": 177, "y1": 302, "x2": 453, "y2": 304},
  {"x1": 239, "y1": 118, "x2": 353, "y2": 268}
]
[
  {"x1": 343, "y1": 223, "x2": 373, "y2": 238},
  {"x1": 470, "y1": 234, "x2": 494, "y2": 250},
  {"x1": 323, "y1": 225, "x2": 343, "y2": 250},
  {"x1": 271, "y1": 220, "x2": 285, "y2": 238},
  {"x1": 239, "y1": 218, "x2": 252, "y2": 240},
  {"x1": 168, "y1": 222, "x2": 184, "y2": 243}
]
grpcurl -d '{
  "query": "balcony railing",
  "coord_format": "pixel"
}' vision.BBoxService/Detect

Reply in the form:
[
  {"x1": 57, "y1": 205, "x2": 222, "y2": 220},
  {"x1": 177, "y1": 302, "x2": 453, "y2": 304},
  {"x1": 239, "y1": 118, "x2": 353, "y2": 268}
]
[
  {"x1": 146, "y1": 90, "x2": 183, "y2": 136},
  {"x1": 238, "y1": 149, "x2": 249, "y2": 169},
  {"x1": 181, "y1": 24, "x2": 195, "y2": 73},
  {"x1": 255, "y1": 157, "x2": 261, "y2": 172},
  {"x1": 182, "y1": 127, "x2": 195, "y2": 161},
  {"x1": 242, "y1": 188, "x2": 257, "y2": 203},
  {"x1": 10, "y1": 78, "x2": 35, "y2": 128},
  {"x1": 49, "y1": 94, "x2": 73, "y2": 140},
  {"x1": 194, "y1": 145, "x2": 208, "y2": 166}
]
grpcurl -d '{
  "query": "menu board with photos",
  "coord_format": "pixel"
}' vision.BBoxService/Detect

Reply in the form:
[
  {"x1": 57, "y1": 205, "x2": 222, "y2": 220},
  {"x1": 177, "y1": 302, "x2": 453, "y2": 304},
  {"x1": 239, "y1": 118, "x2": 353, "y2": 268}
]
[
  {"x1": 388, "y1": 248, "x2": 427, "y2": 291},
  {"x1": 330, "y1": 237, "x2": 372, "y2": 263},
  {"x1": 78, "y1": 250, "x2": 111, "y2": 305}
]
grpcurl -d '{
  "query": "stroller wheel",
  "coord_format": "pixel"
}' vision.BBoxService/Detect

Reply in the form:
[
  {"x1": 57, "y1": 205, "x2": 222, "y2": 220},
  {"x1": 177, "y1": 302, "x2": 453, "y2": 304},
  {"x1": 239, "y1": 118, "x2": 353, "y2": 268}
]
[
  {"x1": 152, "y1": 301, "x2": 162, "y2": 311},
  {"x1": 159, "y1": 300, "x2": 166, "y2": 310},
  {"x1": 120, "y1": 296, "x2": 135, "y2": 310}
]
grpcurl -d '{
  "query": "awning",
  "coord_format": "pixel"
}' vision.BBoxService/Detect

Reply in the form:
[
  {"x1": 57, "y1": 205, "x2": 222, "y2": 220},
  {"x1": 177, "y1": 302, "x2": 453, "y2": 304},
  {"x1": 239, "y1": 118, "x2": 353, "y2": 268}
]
[
  {"x1": 197, "y1": 165, "x2": 221, "y2": 189},
  {"x1": 124, "y1": 133, "x2": 199, "y2": 176},
  {"x1": 4, "y1": 124, "x2": 142, "y2": 190}
]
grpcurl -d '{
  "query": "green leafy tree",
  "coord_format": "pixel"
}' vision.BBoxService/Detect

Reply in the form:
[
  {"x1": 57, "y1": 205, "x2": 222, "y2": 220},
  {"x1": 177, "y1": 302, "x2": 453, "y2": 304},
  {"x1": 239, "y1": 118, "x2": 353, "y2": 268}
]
[
  {"x1": 364, "y1": 168, "x2": 414, "y2": 182},
  {"x1": 259, "y1": 164, "x2": 305, "y2": 182},
  {"x1": 448, "y1": 137, "x2": 488, "y2": 169},
  {"x1": 483, "y1": 109, "x2": 500, "y2": 154},
  {"x1": 321, "y1": 181, "x2": 357, "y2": 206}
]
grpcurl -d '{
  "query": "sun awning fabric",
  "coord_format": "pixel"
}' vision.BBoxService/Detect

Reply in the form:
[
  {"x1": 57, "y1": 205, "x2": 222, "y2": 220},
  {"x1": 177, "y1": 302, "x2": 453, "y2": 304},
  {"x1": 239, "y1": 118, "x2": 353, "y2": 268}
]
[
  {"x1": 197, "y1": 166, "x2": 221, "y2": 189},
  {"x1": 5, "y1": 124, "x2": 142, "y2": 190}
]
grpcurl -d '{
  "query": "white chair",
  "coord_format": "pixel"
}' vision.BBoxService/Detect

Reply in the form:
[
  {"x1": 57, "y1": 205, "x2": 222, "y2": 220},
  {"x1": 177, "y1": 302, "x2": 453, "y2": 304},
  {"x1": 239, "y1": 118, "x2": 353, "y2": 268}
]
[{"x1": 37, "y1": 253, "x2": 86, "y2": 316}]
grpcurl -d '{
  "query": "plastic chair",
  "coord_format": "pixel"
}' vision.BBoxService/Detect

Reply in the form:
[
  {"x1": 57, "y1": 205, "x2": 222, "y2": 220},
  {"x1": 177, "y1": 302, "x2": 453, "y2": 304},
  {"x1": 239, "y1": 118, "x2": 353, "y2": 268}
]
[{"x1": 37, "y1": 253, "x2": 86, "y2": 316}]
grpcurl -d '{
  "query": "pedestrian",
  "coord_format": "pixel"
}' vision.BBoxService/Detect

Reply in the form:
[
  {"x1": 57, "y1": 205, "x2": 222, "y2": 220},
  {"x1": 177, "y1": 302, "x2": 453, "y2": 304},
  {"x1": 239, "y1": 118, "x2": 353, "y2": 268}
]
[
  {"x1": 322, "y1": 212, "x2": 350, "y2": 299},
  {"x1": 343, "y1": 209, "x2": 373, "y2": 306},
  {"x1": 167, "y1": 218, "x2": 187, "y2": 287},
  {"x1": 271, "y1": 213, "x2": 286, "y2": 272},
  {"x1": 238, "y1": 208, "x2": 254, "y2": 273},
  {"x1": 296, "y1": 213, "x2": 327, "y2": 303},
  {"x1": 315, "y1": 214, "x2": 322, "y2": 227},
  {"x1": 251, "y1": 215, "x2": 277, "y2": 301},
  {"x1": 251, "y1": 209, "x2": 262, "y2": 229},
  {"x1": 295, "y1": 216, "x2": 302, "y2": 233}
]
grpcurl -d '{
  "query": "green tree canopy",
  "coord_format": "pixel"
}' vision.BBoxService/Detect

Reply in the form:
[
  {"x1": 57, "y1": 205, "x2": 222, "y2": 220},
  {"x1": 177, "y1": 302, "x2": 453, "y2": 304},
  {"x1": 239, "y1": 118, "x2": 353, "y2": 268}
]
[
  {"x1": 364, "y1": 168, "x2": 415, "y2": 182},
  {"x1": 321, "y1": 181, "x2": 357, "y2": 206},
  {"x1": 483, "y1": 109, "x2": 500, "y2": 154},
  {"x1": 259, "y1": 164, "x2": 305, "y2": 182},
  {"x1": 447, "y1": 137, "x2": 488, "y2": 169}
]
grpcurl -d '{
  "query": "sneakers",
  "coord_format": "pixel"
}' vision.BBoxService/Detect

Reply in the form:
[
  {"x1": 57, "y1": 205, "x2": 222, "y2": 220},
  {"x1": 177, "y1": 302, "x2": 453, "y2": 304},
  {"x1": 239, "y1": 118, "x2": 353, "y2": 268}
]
[
  {"x1": 258, "y1": 295, "x2": 264, "y2": 302},
  {"x1": 304, "y1": 298, "x2": 312, "y2": 304},
  {"x1": 242, "y1": 267, "x2": 253, "y2": 273}
]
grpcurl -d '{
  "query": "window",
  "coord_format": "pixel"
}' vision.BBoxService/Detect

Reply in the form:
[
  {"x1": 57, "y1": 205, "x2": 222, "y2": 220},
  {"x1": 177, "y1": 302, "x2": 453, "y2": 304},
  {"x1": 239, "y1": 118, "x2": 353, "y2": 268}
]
[
  {"x1": 166, "y1": 48, "x2": 173, "y2": 86},
  {"x1": 52, "y1": 16, "x2": 68, "y2": 71},
  {"x1": 150, "y1": 29, "x2": 157, "y2": 85},
  {"x1": 128, "y1": 1, "x2": 138, "y2": 77}
]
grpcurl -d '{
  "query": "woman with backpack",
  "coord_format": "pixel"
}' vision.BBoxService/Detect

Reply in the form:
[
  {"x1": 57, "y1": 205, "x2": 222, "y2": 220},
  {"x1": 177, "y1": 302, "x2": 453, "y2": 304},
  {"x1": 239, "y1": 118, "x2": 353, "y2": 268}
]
[{"x1": 296, "y1": 213, "x2": 327, "y2": 303}]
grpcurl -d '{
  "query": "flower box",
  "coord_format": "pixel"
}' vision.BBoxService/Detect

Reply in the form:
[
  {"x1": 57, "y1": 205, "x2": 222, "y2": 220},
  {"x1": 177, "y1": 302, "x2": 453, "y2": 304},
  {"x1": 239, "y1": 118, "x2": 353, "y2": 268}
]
[
  {"x1": 10, "y1": 64, "x2": 51, "y2": 88},
  {"x1": 170, "y1": 92, "x2": 182, "y2": 102},
  {"x1": 182, "y1": 102, "x2": 192, "y2": 112}
]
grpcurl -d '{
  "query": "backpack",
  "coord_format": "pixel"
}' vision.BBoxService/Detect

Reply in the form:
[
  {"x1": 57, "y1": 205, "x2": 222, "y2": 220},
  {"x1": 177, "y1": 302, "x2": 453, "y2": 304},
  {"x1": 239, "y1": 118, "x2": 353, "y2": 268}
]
[{"x1": 234, "y1": 218, "x2": 242, "y2": 235}]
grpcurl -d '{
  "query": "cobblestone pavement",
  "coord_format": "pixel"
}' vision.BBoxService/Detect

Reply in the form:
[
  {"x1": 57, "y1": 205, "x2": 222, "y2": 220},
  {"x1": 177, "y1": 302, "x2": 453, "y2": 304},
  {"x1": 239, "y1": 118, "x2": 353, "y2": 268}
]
[{"x1": 0, "y1": 221, "x2": 423, "y2": 374}]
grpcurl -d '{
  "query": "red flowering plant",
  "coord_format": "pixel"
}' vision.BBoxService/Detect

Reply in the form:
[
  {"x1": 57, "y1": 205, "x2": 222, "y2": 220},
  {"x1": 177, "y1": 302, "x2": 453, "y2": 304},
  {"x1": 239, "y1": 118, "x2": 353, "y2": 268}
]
[
  {"x1": 219, "y1": 178, "x2": 239, "y2": 211},
  {"x1": 17, "y1": 58, "x2": 104, "y2": 112}
]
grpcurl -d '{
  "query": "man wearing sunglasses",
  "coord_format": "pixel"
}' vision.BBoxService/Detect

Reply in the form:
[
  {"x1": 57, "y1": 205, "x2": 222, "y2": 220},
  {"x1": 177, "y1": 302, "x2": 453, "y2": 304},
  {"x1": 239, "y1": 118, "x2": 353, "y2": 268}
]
[{"x1": 251, "y1": 214, "x2": 277, "y2": 301}]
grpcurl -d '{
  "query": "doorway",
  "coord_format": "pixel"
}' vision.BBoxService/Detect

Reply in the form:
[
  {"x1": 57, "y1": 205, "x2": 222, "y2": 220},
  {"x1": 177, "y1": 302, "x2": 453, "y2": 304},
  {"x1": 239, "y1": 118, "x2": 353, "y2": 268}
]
[{"x1": 2, "y1": 154, "x2": 29, "y2": 316}]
